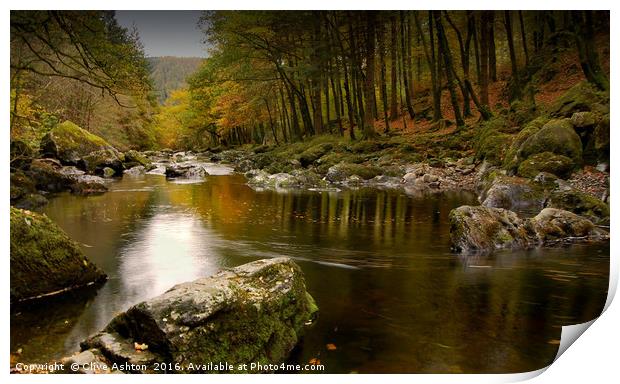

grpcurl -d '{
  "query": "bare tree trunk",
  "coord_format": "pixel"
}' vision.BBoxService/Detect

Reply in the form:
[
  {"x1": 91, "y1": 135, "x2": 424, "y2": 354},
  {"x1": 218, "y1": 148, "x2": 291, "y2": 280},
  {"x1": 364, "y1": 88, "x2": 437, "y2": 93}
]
[
  {"x1": 378, "y1": 18, "x2": 390, "y2": 132},
  {"x1": 518, "y1": 11, "x2": 530, "y2": 66},
  {"x1": 433, "y1": 11, "x2": 464, "y2": 127},
  {"x1": 389, "y1": 15, "x2": 398, "y2": 120},
  {"x1": 363, "y1": 11, "x2": 378, "y2": 138}
]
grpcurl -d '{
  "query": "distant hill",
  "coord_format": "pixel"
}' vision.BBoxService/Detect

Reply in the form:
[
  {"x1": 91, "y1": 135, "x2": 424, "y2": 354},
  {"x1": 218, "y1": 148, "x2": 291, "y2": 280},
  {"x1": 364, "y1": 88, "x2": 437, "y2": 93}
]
[{"x1": 147, "y1": 56, "x2": 204, "y2": 103}]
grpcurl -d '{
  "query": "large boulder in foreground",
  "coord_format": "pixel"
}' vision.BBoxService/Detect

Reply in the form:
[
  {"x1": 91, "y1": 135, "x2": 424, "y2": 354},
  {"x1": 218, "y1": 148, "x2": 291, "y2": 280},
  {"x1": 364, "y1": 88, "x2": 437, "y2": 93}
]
[
  {"x1": 450, "y1": 205, "x2": 607, "y2": 253},
  {"x1": 80, "y1": 257, "x2": 318, "y2": 373},
  {"x1": 10, "y1": 207, "x2": 107, "y2": 302}
]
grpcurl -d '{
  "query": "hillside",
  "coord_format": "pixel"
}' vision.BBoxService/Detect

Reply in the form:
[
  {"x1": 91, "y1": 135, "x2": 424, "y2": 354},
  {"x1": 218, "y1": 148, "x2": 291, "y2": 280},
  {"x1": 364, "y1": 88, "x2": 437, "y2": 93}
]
[{"x1": 147, "y1": 56, "x2": 204, "y2": 103}]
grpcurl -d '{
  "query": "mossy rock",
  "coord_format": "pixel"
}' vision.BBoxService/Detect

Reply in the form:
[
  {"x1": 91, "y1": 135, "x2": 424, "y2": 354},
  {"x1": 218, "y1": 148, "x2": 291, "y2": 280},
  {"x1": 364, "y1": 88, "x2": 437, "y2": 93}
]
[
  {"x1": 80, "y1": 149, "x2": 125, "y2": 175},
  {"x1": 519, "y1": 118, "x2": 583, "y2": 165},
  {"x1": 81, "y1": 258, "x2": 317, "y2": 373},
  {"x1": 547, "y1": 190, "x2": 610, "y2": 224},
  {"x1": 297, "y1": 143, "x2": 333, "y2": 167},
  {"x1": 28, "y1": 159, "x2": 74, "y2": 193},
  {"x1": 123, "y1": 150, "x2": 151, "y2": 168},
  {"x1": 517, "y1": 152, "x2": 575, "y2": 179},
  {"x1": 548, "y1": 81, "x2": 607, "y2": 117},
  {"x1": 325, "y1": 162, "x2": 382, "y2": 182},
  {"x1": 503, "y1": 116, "x2": 550, "y2": 171},
  {"x1": 10, "y1": 207, "x2": 107, "y2": 302},
  {"x1": 593, "y1": 114, "x2": 610, "y2": 163},
  {"x1": 40, "y1": 121, "x2": 119, "y2": 165},
  {"x1": 474, "y1": 130, "x2": 513, "y2": 166}
]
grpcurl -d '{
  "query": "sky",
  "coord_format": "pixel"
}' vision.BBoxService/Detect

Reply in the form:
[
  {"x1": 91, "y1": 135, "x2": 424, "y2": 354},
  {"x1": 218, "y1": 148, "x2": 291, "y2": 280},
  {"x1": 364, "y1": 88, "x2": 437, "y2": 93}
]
[{"x1": 115, "y1": 11, "x2": 207, "y2": 58}]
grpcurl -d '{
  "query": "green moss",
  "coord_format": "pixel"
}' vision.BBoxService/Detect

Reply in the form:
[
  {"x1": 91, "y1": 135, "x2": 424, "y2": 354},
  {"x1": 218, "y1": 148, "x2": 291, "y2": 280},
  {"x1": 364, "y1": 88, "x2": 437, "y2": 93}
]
[
  {"x1": 547, "y1": 190, "x2": 610, "y2": 224},
  {"x1": 40, "y1": 120, "x2": 117, "y2": 164},
  {"x1": 503, "y1": 115, "x2": 550, "y2": 171},
  {"x1": 517, "y1": 152, "x2": 575, "y2": 179},
  {"x1": 10, "y1": 207, "x2": 106, "y2": 302},
  {"x1": 519, "y1": 118, "x2": 583, "y2": 165},
  {"x1": 548, "y1": 81, "x2": 608, "y2": 117},
  {"x1": 297, "y1": 142, "x2": 333, "y2": 167},
  {"x1": 124, "y1": 150, "x2": 151, "y2": 168}
]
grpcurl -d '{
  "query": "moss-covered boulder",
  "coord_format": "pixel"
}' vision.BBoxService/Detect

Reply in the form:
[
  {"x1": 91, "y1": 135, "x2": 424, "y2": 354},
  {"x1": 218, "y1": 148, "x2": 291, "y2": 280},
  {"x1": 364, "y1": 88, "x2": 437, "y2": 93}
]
[
  {"x1": 80, "y1": 257, "x2": 318, "y2": 373},
  {"x1": 517, "y1": 152, "x2": 575, "y2": 179},
  {"x1": 325, "y1": 162, "x2": 382, "y2": 182},
  {"x1": 449, "y1": 205, "x2": 608, "y2": 253},
  {"x1": 449, "y1": 206, "x2": 534, "y2": 253},
  {"x1": 28, "y1": 158, "x2": 74, "y2": 193},
  {"x1": 10, "y1": 170, "x2": 48, "y2": 210},
  {"x1": 474, "y1": 117, "x2": 514, "y2": 165},
  {"x1": 503, "y1": 116, "x2": 550, "y2": 172},
  {"x1": 548, "y1": 81, "x2": 606, "y2": 117},
  {"x1": 10, "y1": 207, "x2": 107, "y2": 302},
  {"x1": 41, "y1": 121, "x2": 120, "y2": 166},
  {"x1": 297, "y1": 143, "x2": 333, "y2": 167},
  {"x1": 519, "y1": 119, "x2": 583, "y2": 165},
  {"x1": 80, "y1": 149, "x2": 125, "y2": 175},
  {"x1": 547, "y1": 189, "x2": 610, "y2": 224},
  {"x1": 593, "y1": 114, "x2": 610, "y2": 164},
  {"x1": 123, "y1": 150, "x2": 151, "y2": 169},
  {"x1": 530, "y1": 208, "x2": 606, "y2": 242}
]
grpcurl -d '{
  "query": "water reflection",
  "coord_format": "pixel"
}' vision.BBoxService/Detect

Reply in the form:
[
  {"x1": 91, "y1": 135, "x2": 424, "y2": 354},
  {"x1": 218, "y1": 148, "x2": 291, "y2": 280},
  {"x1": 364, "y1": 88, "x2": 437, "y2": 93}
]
[{"x1": 10, "y1": 173, "x2": 609, "y2": 373}]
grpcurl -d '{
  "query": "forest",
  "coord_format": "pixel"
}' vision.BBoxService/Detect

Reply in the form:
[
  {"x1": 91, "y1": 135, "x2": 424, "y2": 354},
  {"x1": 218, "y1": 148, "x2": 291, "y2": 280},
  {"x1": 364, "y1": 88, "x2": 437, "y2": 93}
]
[{"x1": 9, "y1": 10, "x2": 611, "y2": 375}]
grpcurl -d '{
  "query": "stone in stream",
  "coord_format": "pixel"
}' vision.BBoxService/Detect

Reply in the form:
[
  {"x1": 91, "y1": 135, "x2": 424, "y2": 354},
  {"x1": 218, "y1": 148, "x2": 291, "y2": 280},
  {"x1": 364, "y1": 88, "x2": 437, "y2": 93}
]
[
  {"x1": 449, "y1": 205, "x2": 608, "y2": 253},
  {"x1": 40, "y1": 121, "x2": 124, "y2": 172},
  {"x1": 10, "y1": 207, "x2": 107, "y2": 302},
  {"x1": 79, "y1": 257, "x2": 318, "y2": 373}
]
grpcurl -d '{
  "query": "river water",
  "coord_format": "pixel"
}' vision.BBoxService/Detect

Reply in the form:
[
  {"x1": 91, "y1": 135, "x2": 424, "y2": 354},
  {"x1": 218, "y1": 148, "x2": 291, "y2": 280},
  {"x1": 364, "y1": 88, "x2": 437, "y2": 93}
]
[{"x1": 10, "y1": 167, "x2": 609, "y2": 373}]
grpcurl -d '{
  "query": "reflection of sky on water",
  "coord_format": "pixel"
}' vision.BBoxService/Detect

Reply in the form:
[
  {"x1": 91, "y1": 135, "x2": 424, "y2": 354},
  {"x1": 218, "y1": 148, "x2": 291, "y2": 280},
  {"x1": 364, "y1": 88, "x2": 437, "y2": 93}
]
[{"x1": 119, "y1": 210, "x2": 221, "y2": 296}]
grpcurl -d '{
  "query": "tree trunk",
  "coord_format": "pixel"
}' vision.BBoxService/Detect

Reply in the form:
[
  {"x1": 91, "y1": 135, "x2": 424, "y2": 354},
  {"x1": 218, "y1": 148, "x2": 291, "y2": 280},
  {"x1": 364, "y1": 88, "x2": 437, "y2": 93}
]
[
  {"x1": 389, "y1": 15, "x2": 399, "y2": 120},
  {"x1": 363, "y1": 11, "x2": 377, "y2": 138},
  {"x1": 504, "y1": 11, "x2": 521, "y2": 100},
  {"x1": 434, "y1": 11, "x2": 464, "y2": 127},
  {"x1": 488, "y1": 11, "x2": 497, "y2": 82},
  {"x1": 518, "y1": 11, "x2": 530, "y2": 66},
  {"x1": 378, "y1": 18, "x2": 390, "y2": 132},
  {"x1": 571, "y1": 11, "x2": 609, "y2": 90},
  {"x1": 400, "y1": 11, "x2": 415, "y2": 120},
  {"x1": 479, "y1": 11, "x2": 490, "y2": 107}
]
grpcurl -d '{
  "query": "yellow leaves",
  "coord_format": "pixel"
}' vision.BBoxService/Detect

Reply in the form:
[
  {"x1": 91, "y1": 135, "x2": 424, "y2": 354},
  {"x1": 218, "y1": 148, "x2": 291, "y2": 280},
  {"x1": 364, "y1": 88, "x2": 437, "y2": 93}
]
[
  {"x1": 326, "y1": 343, "x2": 337, "y2": 351},
  {"x1": 309, "y1": 358, "x2": 321, "y2": 366},
  {"x1": 134, "y1": 342, "x2": 149, "y2": 351},
  {"x1": 548, "y1": 339, "x2": 561, "y2": 345}
]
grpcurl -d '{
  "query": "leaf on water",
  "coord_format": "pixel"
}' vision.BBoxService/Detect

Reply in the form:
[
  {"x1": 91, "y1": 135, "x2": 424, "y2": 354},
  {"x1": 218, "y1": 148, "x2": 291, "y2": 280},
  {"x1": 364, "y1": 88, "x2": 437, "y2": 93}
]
[
  {"x1": 326, "y1": 343, "x2": 337, "y2": 351},
  {"x1": 309, "y1": 358, "x2": 321, "y2": 365},
  {"x1": 548, "y1": 339, "x2": 561, "y2": 345},
  {"x1": 134, "y1": 342, "x2": 149, "y2": 351}
]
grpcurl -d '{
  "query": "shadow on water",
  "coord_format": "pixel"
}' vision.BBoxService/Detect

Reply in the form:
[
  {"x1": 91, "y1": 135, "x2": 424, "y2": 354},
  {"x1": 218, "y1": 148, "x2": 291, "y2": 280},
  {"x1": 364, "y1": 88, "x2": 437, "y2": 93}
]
[{"x1": 11, "y1": 172, "x2": 609, "y2": 373}]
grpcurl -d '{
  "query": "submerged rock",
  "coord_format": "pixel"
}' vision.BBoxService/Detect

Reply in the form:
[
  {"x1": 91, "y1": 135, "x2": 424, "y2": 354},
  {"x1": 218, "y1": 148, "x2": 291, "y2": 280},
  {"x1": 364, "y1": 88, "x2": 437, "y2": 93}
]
[
  {"x1": 10, "y1": 207, "x2": 107, "y2": 302},
  {"x1": 80, "y1": 257, "x2": 318, "y2": 373},
  {"x1": 449, "y1": 205, "x2": 607, "y2": 253}
]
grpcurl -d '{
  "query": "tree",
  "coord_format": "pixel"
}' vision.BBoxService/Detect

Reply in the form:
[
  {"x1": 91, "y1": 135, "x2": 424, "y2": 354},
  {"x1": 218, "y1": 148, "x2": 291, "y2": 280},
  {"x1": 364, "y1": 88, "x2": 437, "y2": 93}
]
[{"x1": 571, "y1": 11, "x2": 609, "y2": 91}]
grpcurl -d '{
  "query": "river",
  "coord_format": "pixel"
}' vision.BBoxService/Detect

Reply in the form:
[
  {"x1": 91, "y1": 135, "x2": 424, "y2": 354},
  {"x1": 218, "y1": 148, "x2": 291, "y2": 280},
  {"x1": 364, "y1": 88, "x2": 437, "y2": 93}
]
[{"x1": 10, "y1": 166, "x2": 609, "y2": 373}]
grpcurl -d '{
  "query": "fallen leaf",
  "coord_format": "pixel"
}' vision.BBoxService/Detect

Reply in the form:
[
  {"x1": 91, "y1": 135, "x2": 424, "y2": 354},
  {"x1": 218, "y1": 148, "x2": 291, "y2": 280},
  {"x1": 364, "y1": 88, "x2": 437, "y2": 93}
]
[
  {"x1": 326, "y1": 343, "x2": 337, "y2": 351},
  {"x1": 548, "y1": 339, "x2": 561, "y2": 345},
  {"x1": 309, "y1": 358, "x2": 321, "y2": 365},
  {"x1": 134, "y1": 342, "x2": 149, "y2": 351}
]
